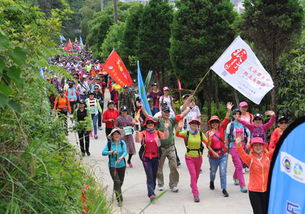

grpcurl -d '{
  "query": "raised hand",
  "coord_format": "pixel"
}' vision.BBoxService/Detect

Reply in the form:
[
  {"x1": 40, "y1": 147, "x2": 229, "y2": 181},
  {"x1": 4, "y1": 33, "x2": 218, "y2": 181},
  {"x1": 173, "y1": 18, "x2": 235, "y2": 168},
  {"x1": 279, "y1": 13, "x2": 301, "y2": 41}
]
[
  {"x1": 226, "y1": 102, "x2": 234, "y2": 111},
  {"x1": 265, "y1": 110, "x2": 275, "y2": 116}
]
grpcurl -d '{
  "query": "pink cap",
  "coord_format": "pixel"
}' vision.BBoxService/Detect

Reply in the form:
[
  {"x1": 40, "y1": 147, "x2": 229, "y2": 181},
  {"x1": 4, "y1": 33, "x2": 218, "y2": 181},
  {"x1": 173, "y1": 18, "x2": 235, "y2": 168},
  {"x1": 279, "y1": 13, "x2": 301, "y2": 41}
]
[
  {"x1": 250, "y1": 137, "x2": 265, "y2": 147},
  {"x1": 239, "y1": 101, "x2": 248, "y2": 107},
  {"x1": 163, "y1": 86, "x2": 169, "y2": 91},
  {"x1": 188, "y1": 118, "x2": 201, "y2": 125}
]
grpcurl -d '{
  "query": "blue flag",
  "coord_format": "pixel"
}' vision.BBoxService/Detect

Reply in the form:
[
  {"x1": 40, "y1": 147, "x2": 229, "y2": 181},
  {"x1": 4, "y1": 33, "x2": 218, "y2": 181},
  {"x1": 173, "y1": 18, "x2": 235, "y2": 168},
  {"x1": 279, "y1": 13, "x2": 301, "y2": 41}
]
[
  {"x1": 137, "y1": 61, "x2": 152, "y2": 116},
  {"x1": 268, "y1": 116, "x2": 305, "y2": 214}
]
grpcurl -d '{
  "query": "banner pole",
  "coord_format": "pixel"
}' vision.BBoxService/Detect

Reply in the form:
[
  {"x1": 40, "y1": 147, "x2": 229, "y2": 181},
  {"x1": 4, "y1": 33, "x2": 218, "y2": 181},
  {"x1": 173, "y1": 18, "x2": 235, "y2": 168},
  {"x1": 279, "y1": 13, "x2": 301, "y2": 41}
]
[{"x1": 192, "y1": 69, "x2": 211, "y2": 95}]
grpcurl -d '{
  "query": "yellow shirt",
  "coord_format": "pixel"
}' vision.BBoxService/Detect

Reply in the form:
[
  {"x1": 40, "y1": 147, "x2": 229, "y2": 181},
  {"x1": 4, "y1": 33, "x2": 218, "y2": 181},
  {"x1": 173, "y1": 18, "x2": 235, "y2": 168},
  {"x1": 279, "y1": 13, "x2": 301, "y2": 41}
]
[{"x1": 177, "y1": 131, "x2": 208, "y2": 157}]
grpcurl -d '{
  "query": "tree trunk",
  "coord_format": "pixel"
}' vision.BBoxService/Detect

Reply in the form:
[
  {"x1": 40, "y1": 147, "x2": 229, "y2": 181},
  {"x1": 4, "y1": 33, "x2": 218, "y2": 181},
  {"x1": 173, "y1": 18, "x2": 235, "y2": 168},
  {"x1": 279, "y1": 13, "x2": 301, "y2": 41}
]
[{"x1": 232, "y1": 88, "x2": 239, "y2": 107}]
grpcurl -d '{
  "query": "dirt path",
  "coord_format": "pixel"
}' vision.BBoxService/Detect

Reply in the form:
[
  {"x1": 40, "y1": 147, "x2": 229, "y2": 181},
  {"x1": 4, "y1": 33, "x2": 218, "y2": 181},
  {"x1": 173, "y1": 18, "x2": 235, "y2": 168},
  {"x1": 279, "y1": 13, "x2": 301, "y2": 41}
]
[{"x1": 68, "y1": 89, "x2": 252, "y2": 214}]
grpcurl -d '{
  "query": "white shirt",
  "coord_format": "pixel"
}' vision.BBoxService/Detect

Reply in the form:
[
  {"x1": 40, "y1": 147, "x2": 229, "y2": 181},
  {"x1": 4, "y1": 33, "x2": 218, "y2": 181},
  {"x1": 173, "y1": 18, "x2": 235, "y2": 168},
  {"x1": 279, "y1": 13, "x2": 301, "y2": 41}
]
[{"x1": 180, "y1": 105, "x2": 201, "y2": 131}]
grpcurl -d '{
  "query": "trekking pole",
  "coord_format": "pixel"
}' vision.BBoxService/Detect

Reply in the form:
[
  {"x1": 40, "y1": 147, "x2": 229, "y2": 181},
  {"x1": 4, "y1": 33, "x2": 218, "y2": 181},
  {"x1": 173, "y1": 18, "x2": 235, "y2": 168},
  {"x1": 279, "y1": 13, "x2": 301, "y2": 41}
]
[{"x1": 192, "y1": 69, "x2": 211, "y2": 96}]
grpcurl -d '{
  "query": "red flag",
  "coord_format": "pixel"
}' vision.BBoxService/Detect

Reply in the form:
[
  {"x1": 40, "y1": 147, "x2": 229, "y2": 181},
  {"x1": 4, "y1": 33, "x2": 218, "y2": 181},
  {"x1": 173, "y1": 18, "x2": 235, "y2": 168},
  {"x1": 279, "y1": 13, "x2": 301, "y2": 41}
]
[
  {"x1": 177, "y1": 78, "x2": 182, "y2": 90},
  {"x1": 103, "y1": 50, "x2": 132, "y2": 86},
  {"x1": 63, "y1": 39, "x2": 72, "y2": 51}
]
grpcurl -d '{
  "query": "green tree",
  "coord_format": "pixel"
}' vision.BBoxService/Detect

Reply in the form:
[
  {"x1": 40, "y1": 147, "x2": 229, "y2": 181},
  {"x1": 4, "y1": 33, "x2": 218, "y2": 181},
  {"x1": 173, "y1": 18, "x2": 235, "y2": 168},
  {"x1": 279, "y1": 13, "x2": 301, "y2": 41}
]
[
  {"x1": 121, "y1": 3, "x2": 144, "y2": 71},
  {"x1": 100, "y1": 22, "x2": 126, "y2": 61},
  {"x1": 137, "y1": 0, "x2": 173, "y2": 77},
  {"x1": 170, "y1": 0, "x2": 236, "y2": 108},
  {"x1": 240, "y1": 0, "x2": 304, "y2": 109}
]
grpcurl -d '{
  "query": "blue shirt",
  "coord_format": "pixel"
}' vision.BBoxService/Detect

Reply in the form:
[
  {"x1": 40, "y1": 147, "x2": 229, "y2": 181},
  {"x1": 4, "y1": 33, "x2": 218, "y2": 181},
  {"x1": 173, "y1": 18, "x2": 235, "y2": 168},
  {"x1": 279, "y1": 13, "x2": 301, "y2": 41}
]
[{"x1": 102, "y1": 140, "x2": 127, "y2": 168}]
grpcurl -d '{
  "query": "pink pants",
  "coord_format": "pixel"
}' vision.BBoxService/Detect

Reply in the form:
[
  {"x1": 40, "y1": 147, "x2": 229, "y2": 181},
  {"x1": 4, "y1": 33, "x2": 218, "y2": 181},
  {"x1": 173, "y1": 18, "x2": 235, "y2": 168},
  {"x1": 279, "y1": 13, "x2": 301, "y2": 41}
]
[
  {"x1": 185, "y1": 155, "x2": 202, "y2": 196},
  {"x1": 230, "y1": 147, "x2": 246, "y2": 187}
]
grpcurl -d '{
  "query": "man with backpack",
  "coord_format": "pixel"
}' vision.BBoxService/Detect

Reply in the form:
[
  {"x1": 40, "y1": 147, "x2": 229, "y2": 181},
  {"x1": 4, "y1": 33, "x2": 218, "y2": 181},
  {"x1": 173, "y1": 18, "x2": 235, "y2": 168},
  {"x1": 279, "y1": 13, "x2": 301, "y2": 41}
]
[{"x1": 225, "y1": 108, "x2": 250, "y2": 193}]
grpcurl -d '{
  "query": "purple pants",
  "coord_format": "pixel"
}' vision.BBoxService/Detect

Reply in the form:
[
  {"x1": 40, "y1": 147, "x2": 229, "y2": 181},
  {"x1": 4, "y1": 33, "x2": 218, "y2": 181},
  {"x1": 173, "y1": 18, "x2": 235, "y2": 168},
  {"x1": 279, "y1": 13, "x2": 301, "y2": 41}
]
[
  {"x1": 185, "y1": 155, "x2": 202, "y2": 197},
  {"x1": 230, "y1": 147, "x2": 246, "y2": 187}
]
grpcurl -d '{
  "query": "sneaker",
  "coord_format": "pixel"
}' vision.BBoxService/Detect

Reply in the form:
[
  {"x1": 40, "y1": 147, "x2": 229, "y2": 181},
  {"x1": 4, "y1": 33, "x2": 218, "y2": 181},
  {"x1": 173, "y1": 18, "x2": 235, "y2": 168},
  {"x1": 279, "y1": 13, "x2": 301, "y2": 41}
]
[
  {"x1": 194, "y1": 195, "x2": 200, "y2": 203},
  {"x1": 98, "y1": 126, "x2": 103, "y2": 130},
  {"x1": 240, "y1": 187, "x2": 248, "y2": 193},
  {"x1": 128, "y1": 163, "x2": 133, "y2": 168},
  {"x1": 86, "y1": 151, "x2": 91, "y2": 156},
  {"x1": 149, "y1": 195, "x2": 156, "y2": 202},
  {"x1": 222, "y1": 189, "x2": 229, "y2": 197},
  {"x1": 89, "y1": 132, "x2": 93, "y2": 137},
  {"x1": 158, "y1": 186, "x2": 164, "y2": 191},
  {"x1": 209, "y1": 181, "x2": 215, "y2": 190},
  {"x1": 170, "y1": 186, "x2": 179, "y2": 192},
  {"x1": 233, "y1": 178, "x2": 239, "y2": 185},
  {"x1": 94, "y1": 135, "x2": 98, "y2": 139}
]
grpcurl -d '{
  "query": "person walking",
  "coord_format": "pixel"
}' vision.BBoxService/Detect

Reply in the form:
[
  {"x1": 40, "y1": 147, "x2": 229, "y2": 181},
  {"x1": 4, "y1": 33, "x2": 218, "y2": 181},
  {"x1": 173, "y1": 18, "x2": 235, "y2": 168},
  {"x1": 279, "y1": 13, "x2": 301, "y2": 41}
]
[
  {"x1": 73, "y1": 99, "x2": 93, "y2": 156},
  {"x1": 86, "y1": 92, "x2": 102, "y2": 139},
  {"x1": 148, "y1": 82, "x2": 162, "y2": 108},
  {"x1": 53, "y1": 89, "x2": 71, "y2": 134},
  {"x1": 66, "y1": 80, "x2": 78, "y2": 113},
  {"x1": 239, "y1": 101, "x2": 253, "y2": 124},
  {"x1": 236, "y1": 136, "x2": 274, "y2": 214},
  {"x1": 116, "y1": 106, "x2": 136, "y2": 168},
  {"x1": 135, "y1": 116, "x2": 169, "y2": 201},
  {"x1": 118, "y1": 85, "x2": 135, "y2": 115},
  {"x1": 102, "y1": 128, "x2": 127, "y2": 207},
  {"x1": 206, "y1": 102, "x2": 233, "y2": 197},
  {"x1": 176, "y1": 118, "x2": 208, "y2": 202},
  {"x1": 225, "y1": 108, "x2": 250, "y2": 193},
  {"x1": 269, "y1": 116, "x2": 288, "y2": 150},
  {"x1": 180, "y1": 94, "x2": 201, "y2": 132},
  {"x1": 159, "y1": 87, "x2": 175, "y2": 114},
  {"x1": 93, "y1": 85, "x2": 104, "y2": 130},
  {"x1": 103, "y1": 100, "x2": 120, "y2": 137}
]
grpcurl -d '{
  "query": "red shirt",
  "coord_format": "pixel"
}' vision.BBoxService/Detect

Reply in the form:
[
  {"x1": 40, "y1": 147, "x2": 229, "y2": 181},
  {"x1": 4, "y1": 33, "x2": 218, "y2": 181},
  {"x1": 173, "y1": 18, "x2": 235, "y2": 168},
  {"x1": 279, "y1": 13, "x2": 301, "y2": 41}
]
[
  {"x1": 102, "y1": 109, "x2": 120, "y2": 128},
  {"x1": 269, "y1": 128, "x2": 283, "y2": 150}
]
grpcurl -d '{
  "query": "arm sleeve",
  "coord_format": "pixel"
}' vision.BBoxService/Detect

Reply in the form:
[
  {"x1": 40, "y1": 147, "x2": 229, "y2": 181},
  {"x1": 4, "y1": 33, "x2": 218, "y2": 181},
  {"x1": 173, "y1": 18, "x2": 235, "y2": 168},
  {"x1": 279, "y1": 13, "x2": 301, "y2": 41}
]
[
  {"x1": 263, "y1": 115, "x2": 276, "y2": 131},
  {"x1": 239, "y1": 119, "x2": 254, "y2": 130},
  {"x1": 97, "y1": 101, "x2": 102, "y2": 113},
  {"x1": 53, "y1": 97, "x2": 58, "y2": 110},
  {"x1": 221, "y1": 118, "x2": 229, "y2": 130},
  {"x1": 237, "y1": 146, "x2": 252, "y2": 166},
  {"x1": 102, "y1": 111, "x2": 108, "y2": 123},
  {"x1": 269, "y1": 129, "x2": 278, "y2": 150},
  {"x1": 121, "y1": 141, "x2": 128, "y2": 158},
  {"x1": 102, "y1": 143, "x2": 110, "y2": 156}
]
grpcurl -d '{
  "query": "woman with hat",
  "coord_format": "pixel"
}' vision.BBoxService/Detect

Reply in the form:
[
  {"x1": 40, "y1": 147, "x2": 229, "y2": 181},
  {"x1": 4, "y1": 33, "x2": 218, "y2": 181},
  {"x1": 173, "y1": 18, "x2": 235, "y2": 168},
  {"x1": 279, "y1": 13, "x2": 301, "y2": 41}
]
[
  {"x1": 115, "y1": 106, "x2": 136, "y2": 167},
  {"x1": 239, "y1": 101, "x2": 254, "y2": 124},
  {"x1": 176, "y1": 118, "x2": 208, "y2": 202},
  {"x1": 236, "y1": 136, "x2": 274, "y2": 214},
  {"x1": 102, "y1": 128, "x2": 127, "y2": 207},
  {"x1": 86, "y1": 92, "x2": 103, "y2": 139},
  {"x1": 73, "y1": 99, "x2": 93, "y2": 156},
  {"x1": 159, "y1": 86, "x2": 175, "y2": 114},
  {"x1": 269, "y1": 116, "x2": 289, "y2": 150},
  {"x1": 103, "y1": 100, "x2": 120, "y2": 137},
  {"x1": 225, "y1": 108, "x2": 250, "y2": 193},
  {"x1": 238, "y1": 111, "x2": 276, "y2": 142},
  {"x1": 135, "y1": 116, "x2": 169, "y2": 201},
  {"x1": 206, "y1": 102, "x2": 233, "y2": 197}
]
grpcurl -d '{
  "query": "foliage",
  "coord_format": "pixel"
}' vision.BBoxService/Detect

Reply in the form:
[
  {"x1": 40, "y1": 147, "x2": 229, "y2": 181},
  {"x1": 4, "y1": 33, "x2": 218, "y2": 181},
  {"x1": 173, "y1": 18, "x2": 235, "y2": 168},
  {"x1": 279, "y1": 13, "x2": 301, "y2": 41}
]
[
  {"x1": 121, "y1": 3, "x2": 144, "y2": 71},
  {"x1": 277, "y1": 31, "x2": 305, "y2": 119},
  {"x1": 100, "y1": 22, "x2": 126, "y2": 61},
  {"x1": 170, "y1": 0, "x2": 236, "y2": 112},
  {"x1": 86, "y1": 2, "x2": 139, "y2": 56},
  {"x1": 240, "y1": 0, "x2": 304, "y2": 108},
  {"x1": 0, "y1": 1, "x2": 110, "y2": 213},
  {"x1": 137, "y1": 0, "x2": 173, "y2": 75}
]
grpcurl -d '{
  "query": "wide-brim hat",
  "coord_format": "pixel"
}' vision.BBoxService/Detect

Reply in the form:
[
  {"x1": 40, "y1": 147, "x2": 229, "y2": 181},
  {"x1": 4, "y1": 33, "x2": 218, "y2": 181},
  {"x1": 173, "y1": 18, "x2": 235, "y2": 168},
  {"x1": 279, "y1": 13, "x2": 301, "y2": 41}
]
[
  {"x1": 143, "y1": 116, "x2": 158, "y2": 127},
  {"x1": 250, "y1": 137, "x2": 266, "y2": 147},
  {"x1": 208, "y1": 115, "x2": 221, "y2": 125},
  {"x1": 188, "y1": 117, "x2": 201, "y2": 125},
  {"x1": 107, "y1": 128, "x2": 125, "y2": 140}
]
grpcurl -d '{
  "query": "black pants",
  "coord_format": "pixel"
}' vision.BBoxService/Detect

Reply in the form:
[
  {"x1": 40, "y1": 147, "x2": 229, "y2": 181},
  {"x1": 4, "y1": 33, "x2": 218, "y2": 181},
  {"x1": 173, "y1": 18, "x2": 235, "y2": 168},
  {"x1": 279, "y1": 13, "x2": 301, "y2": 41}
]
[
  {"x1": 70, "y1": 101, "x2": 77, "y2": 114},
  {"x1": 109, "y1": 167, "x2": 126, "y2": 202},
  {"x1": 106, "y1": 128, "x2": 113, "y2": 138},
  {"x1": 249, "y1": 191, "x2": 268, "y2": 214},
  {"x1": 142, "y1": 157, "x2": 159, "y2": 197},
  {"x1": 78, "y1": 130, "x2": 90, "y2": 153},
  {"x1": 98, "y1": 112, "x2": 102, "y2": 128},
  {"x1": 174, "y1": 145, "x2": 180, "y2": 165}
]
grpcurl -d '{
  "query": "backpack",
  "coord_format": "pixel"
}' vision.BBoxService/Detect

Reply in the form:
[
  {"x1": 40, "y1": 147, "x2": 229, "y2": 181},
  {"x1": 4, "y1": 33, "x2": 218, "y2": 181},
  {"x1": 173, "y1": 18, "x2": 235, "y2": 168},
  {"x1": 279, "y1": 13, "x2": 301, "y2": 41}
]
[
  {"x1": 184, "y1": 131, "x2": 205, "y2": 156},
  {"x1": 107, "y1": 140, "x2": 126, "y2": 167},
  {"x1": 227, "y1": 122, "x2": 249, "y2": 148}
]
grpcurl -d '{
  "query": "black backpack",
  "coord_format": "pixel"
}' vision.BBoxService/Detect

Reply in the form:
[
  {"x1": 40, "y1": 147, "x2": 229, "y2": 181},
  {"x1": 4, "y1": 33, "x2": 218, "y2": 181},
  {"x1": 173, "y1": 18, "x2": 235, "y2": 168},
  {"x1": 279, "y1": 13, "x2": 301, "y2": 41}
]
[{"x1": 184, "y1": 131, "x2": 205, "y2": 156}]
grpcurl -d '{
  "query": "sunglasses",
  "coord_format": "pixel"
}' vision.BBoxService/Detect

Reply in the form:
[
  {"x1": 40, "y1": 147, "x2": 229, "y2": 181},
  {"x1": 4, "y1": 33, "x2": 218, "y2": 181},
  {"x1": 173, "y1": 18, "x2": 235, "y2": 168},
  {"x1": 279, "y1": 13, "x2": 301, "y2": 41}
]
[
  {"x1": 94, "y1": 88, "x2": 99, "y2": 90},
  {"x1": 146, "y1": 121, "x2": 155, "y2": 125},
  {"x1": 254, "y1": 118, "x2": 263, "y2": 121},
  {"x1": 210, "y1": 120, "x2": 220, "y2": 124},
  {"x1": 279, "y1": 121, "x2": 288, "y2": 124}
]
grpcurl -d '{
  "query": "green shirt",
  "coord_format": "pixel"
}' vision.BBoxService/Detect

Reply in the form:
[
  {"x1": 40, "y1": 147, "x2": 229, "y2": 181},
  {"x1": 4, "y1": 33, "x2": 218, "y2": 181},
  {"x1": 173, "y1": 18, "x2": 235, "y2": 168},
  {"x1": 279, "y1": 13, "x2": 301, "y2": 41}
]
[
  {"x1": 177, "y1": 131, "x2": 208, "y2": 157},
  {"x1": 154, "y1": 117, "x2": 177, "y2": 147}
]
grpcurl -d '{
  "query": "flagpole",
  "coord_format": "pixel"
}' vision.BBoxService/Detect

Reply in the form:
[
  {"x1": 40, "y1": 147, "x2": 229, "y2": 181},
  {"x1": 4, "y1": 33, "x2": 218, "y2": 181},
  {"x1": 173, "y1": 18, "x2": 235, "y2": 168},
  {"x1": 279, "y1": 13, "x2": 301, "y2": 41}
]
[{"x1": 192, "y1": 69, "x2": 211, "y2": 95}]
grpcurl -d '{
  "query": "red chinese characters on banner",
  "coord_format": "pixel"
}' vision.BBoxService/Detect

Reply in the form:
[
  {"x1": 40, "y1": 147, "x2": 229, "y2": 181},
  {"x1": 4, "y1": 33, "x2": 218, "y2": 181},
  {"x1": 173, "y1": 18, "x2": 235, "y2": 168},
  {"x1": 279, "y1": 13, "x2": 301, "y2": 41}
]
[
  {"x1": 243, "y1": 66, "x2": 272, "y2": 88},
  {"x1": 224, "y1": 49, "x2": 248, "y2": 74},
  {"x1": 103, "y1": 50, "x2": 133, "y2": 86}
]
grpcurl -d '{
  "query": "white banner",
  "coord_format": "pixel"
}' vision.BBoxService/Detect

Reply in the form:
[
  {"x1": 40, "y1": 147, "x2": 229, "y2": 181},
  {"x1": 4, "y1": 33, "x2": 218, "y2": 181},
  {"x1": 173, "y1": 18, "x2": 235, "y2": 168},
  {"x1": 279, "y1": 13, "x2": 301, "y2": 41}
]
[{"x1": 211, "y1": 36, "x2": 274, "y2": 104}]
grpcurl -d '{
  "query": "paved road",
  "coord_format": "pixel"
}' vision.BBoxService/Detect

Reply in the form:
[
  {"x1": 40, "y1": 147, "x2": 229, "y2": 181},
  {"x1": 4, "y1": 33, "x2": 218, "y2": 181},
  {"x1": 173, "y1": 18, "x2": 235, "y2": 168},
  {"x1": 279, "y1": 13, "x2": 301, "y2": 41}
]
[{"x1": 68, "y1": 90, "x2": 252, "y2": 214}]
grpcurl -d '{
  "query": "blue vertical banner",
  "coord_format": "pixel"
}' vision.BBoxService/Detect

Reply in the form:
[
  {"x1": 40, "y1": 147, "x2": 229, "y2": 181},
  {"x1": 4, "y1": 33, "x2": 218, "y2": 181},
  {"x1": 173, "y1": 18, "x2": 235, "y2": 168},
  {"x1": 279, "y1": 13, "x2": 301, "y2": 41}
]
[
  {"x1": 137, "y1": 61, "x2": 152, "y2": 116},
  {"x1": 268, "y1": 116, "x2": 305, "y2": 214}
]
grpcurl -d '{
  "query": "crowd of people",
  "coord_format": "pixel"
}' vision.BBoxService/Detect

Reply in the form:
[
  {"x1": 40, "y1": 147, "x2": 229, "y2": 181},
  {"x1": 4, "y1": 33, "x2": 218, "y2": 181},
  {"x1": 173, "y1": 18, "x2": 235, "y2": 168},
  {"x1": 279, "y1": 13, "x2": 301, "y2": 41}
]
[{"x1": 49, "y1": 49, "x2": 289, "y2": 214}]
